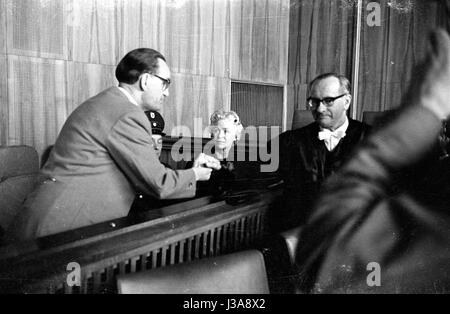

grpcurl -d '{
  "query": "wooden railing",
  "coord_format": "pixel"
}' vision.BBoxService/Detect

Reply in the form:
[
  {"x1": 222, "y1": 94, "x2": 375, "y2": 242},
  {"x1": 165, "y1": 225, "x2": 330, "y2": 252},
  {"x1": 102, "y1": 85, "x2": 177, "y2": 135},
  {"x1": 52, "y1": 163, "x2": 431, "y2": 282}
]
[{"x1": 0, "y1": 188, "x2": 281, "y2": 294}]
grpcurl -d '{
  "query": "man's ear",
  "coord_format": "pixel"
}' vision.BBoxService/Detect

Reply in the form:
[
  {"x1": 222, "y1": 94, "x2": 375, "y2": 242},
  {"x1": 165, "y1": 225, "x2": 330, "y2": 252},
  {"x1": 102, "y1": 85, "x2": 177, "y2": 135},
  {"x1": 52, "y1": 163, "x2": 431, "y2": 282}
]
[
  {"x1": 139, "y1": 73, "x2": 149, "y2": 91},
  {"x1": 344, "y1": 94, "x2": 352, "y2": 110}
]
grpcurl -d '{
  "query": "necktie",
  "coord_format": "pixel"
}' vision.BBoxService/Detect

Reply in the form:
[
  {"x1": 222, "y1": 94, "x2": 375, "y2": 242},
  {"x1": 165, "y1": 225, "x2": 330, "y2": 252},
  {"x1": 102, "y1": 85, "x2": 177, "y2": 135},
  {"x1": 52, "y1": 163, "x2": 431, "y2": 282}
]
[{"x1": 318, "y1": 129, "x2": 346, "y2": 151}]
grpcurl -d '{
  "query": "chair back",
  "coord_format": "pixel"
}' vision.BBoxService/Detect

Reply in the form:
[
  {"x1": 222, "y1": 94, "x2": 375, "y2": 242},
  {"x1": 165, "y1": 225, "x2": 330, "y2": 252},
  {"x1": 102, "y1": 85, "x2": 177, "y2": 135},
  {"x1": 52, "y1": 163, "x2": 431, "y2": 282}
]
[
  {"x1": 117, "y1": 250, "x2": 270, "y2": 294},
  {"x1": 292, "y1": 110, "x2": 314, "y2": 130},
  {"x1": 362, "y1": 110, "x2": 393, "y2": 128},
  {"x1": 0, "y1": 146, "x2": 39, "y2": 231}
]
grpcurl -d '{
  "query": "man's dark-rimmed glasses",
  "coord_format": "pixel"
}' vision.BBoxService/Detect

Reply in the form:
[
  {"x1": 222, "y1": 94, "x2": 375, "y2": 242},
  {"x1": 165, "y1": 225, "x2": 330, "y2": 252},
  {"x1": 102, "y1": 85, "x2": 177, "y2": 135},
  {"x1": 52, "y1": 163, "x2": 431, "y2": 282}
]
[
  {"x1": 307, "y1": 93, "x2": 348, "y2": 109},
  {"x1": 151, "y1": 73, "x2": 171, "y2": 91}
]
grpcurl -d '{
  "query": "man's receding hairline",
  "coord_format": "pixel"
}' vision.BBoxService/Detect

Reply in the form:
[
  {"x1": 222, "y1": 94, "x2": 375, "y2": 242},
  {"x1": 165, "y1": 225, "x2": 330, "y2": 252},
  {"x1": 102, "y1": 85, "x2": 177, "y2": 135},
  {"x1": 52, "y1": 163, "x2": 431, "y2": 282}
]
[
  {"x1": 154, "y1": 57, "x2": 170, "y2": 76},
  {"x1": 310, "y1": 76, "x2": 347, "y2": 94}
]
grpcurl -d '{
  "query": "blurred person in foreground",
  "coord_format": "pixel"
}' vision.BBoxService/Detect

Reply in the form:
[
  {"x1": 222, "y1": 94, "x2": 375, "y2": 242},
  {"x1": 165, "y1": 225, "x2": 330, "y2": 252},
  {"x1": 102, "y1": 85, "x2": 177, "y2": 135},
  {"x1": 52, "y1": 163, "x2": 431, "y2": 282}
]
[{"x1": 293, "y1": 29, "x2": 450, "y2": 293}]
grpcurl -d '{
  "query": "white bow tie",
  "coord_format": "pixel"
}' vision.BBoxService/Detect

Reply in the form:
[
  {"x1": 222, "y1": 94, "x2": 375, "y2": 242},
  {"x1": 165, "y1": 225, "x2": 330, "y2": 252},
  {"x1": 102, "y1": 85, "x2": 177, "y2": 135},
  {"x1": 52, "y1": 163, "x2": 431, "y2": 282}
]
[
  {"x1": 318, "y1": 129, "x2": 346, "y2": 141},
  {"x1": 318, "y1": 129, "x2": 346, "y2": 151}
]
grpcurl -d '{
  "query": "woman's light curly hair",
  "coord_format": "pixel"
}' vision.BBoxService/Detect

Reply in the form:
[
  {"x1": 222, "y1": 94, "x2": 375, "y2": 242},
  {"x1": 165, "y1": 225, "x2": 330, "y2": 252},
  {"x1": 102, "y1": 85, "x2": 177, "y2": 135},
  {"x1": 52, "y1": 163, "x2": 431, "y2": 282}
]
[{"x1": 209, "y1": 110, "x2": 244, "y2": 141}]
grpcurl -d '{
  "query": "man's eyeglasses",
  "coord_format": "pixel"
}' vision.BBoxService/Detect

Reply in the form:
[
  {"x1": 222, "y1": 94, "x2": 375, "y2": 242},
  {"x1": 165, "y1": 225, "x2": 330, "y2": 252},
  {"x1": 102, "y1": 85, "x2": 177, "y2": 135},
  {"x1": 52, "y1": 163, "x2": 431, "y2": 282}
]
[
  {"x1": 307, "y1": 94, "x2": 348, "y2": 109},
  {"x1": 151, "y1": 73, "x2": 171, "y2": 91}
]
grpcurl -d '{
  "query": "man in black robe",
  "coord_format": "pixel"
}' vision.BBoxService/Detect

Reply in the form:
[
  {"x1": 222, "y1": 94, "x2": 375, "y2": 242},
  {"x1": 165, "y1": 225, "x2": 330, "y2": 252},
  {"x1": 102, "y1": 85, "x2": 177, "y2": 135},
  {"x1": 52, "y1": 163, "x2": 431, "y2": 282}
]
[
  {"x1": 293, "y1": 29, "x2": 450, "y2": 293},
  {"x1": 275, "y1": 73, "x2": 370, "y2": 231}
]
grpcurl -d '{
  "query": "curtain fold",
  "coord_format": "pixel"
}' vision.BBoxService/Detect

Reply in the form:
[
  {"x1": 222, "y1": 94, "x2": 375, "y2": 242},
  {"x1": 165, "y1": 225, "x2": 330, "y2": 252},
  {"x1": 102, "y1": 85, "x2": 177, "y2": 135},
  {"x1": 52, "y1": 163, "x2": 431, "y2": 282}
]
[
  {"x1": 356, "y1": 0, "x2": 446, "y2": 118},
  {"x1": 287, "y1": 0, "x2": 357, "y2": 129}
]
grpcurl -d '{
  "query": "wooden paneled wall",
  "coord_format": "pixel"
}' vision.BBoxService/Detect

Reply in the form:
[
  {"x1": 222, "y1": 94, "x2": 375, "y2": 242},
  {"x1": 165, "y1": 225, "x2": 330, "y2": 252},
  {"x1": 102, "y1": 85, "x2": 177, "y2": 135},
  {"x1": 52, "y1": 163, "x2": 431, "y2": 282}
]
[
  {"x1": 230, "y1": 0, "x2": 289, "y2": 83},
  {"x1": 0, "y1": 0, "x2": 290, "y2": 159}
]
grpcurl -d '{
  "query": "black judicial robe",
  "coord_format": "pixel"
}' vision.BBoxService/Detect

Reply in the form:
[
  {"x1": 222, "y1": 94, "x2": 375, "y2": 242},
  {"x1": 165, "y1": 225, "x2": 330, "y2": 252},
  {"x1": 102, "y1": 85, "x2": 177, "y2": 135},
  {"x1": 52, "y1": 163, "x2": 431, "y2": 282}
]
[
  {"x1": 293, "y1": 106, "x2": 450, "y2": 293},
  {"x1": 274, "y1": 119, "x2": 370, "y2": 231}
]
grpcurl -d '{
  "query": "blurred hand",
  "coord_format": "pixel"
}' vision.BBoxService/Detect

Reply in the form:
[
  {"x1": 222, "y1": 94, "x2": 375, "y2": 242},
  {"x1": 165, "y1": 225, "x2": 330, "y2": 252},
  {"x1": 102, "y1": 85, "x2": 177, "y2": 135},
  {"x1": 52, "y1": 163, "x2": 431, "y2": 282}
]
[
  {"x1": 193, "y1": 153, "x2": 221, "y2": 170},
  {"x1": 192, "y1": 166, "x2": 213, "y2": 181},
  {"x1": 420, "y1": 29, "x2": 450, "y2": 119}
]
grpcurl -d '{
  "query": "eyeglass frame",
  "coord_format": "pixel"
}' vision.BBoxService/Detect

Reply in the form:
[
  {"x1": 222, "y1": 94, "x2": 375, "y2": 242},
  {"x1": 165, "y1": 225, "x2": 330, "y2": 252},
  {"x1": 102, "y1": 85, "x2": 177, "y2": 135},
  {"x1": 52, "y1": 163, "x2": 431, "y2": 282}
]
[
  {"x1": 210, "y1": 126, "x2": 233, "y2": 136},
  {"x1": 306, "y1": 93, "x2": 349, "y2": 109},
  {"x1": 148, "y1": 73, "x2": 171, "y2": 91}
]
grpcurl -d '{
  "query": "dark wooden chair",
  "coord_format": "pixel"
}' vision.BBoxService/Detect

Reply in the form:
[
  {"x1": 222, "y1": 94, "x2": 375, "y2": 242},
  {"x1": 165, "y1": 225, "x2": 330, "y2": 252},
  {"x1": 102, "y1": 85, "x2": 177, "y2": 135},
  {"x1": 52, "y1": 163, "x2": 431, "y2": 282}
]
[
  {"x1": 117, "y1": 250, "x2": 270, "y2": 294},
  {"x1": 0, "y1": 146, "x2": 39, "y2": 235}
]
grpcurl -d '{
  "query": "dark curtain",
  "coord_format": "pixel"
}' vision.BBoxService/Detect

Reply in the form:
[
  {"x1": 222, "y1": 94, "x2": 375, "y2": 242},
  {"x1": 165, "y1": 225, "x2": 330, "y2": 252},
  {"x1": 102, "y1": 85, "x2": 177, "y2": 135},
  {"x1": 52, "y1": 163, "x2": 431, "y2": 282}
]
[{"x1": 356, "y1": 0, "x2": 446, "y2": 118}]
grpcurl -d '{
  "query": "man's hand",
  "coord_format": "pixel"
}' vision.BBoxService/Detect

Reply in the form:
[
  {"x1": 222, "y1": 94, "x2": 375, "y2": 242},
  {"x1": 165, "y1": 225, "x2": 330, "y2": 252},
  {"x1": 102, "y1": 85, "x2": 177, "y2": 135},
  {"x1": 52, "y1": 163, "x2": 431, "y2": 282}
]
[
  {"x1": 193, "y1": 153, "x2": 221, "y2": 170},
  {"x1": 420, "y1": 29, "x2": 450, "y2": 119},
  {"x1": 192, "y1": 166, "x2": 213, "y2": 181},
  {"x1": 191, "y1": 153, "x2": 221, "y2": 181}
]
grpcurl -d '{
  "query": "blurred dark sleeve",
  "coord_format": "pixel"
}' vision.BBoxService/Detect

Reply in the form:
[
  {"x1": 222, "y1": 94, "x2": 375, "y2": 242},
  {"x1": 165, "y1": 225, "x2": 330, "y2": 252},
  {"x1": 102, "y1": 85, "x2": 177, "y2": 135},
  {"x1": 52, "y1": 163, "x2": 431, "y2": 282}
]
[{"x1": 294, "y1": 105, "x2": 443, "y2": 293}]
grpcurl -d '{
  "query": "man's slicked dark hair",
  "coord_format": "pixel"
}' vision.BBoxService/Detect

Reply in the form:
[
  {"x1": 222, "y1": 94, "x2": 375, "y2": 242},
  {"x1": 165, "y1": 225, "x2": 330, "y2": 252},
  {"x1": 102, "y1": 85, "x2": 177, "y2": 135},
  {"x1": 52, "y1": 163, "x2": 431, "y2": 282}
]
[
  {"x1": 308, "y1": 73, "x2": 351, "y2": 95},
  {"x1": 115, "y1": 48, "x2": 166, "y2": 84}
]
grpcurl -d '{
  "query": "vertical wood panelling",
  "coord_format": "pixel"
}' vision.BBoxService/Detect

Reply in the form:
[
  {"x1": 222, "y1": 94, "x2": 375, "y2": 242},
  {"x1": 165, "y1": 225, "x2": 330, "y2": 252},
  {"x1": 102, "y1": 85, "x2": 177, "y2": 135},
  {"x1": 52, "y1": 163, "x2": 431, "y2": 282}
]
[
  {"x1": 7, "y1": 56, "x2": 67, "y2": 157},
  {"x1": 0, "y1": 55, "x2": 7, "y2": 146},
  {"x1": 6, "y1": 0, "x2": 69, "y2": 59},
  {"x1": 72, "y1": 0, "x2": 123, "y2": 65},
  {"x1": 356, "y1": 0, "x2": 444, "y2": 118},
  {"x1": 121, "y1": 0, "x2": 166, "y2": 56},
  {"x1": 230, "y1": 0, "x2": 289, "y2": 84},
  {"x1": 2, "y1": 0, "x2": 289, "y2": 160},
  {"x1": 65, "y1": 62, "x2": 117, "y2": 114},
  {"x1": 0, "y1": 0, "x2": 6, "y2": 54},
  {"x1": 446, "y1": 0, "x2": 450, "y2": 33},
  {"x1": 165, "y1": 0, "x2": 230, "y2": 77},
  {"x1": 163, "y1": 73, "x2": 231, "y2": 138},
  {"x1": 122, "y1": 0, "x2": 230, "y2": 77}
]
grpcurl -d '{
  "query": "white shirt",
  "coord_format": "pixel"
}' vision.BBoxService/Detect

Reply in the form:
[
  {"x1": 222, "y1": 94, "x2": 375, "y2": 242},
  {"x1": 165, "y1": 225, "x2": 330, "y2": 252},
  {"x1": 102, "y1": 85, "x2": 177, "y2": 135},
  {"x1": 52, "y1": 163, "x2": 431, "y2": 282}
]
[
  {"x1": 318, "y1": 117, "x2": 349, "y2": 151},
  {"x1": 117, "y1": 86, "x2": 139, "y2": 107}
]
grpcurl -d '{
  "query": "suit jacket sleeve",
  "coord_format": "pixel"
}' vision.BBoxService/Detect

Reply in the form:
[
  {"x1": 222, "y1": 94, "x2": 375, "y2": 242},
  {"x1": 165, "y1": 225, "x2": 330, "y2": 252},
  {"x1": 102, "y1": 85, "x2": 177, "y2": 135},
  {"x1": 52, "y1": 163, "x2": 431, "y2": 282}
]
[
  {"x1": 105, "y1": 110, "x2": 196, "y2": 199},
  {"x1": 294, "y1": 105, "x2": 442, "y2": 292}
]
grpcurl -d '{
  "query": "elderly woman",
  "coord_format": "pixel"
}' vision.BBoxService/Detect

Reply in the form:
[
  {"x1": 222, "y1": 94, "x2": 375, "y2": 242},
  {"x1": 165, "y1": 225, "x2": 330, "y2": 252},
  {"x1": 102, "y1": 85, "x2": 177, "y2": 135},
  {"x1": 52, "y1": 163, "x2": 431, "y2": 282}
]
[
  {"x1": 208, "y1": 110, "x2": 243, "y2": 161},
  {"x1": 190, "y1": 110, "x2": 245, "y2": 198}
]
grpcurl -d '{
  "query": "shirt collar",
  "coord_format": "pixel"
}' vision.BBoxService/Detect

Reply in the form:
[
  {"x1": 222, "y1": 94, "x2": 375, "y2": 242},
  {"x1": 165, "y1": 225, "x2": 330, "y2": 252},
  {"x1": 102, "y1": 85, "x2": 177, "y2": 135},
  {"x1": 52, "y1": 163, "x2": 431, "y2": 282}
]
[{"x1": 117, "y1": 86, "x2": 139, "y2": 107}]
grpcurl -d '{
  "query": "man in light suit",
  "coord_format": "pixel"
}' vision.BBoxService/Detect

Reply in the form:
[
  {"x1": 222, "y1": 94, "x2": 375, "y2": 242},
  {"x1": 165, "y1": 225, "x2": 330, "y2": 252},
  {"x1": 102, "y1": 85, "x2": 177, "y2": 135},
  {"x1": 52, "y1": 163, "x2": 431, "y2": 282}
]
[
  {"x1": 8, "y1": 48, "x2": 219, "y2": 241},
  {"x1": 274, "y1": 74, "x2": 370, "y2": 231}
]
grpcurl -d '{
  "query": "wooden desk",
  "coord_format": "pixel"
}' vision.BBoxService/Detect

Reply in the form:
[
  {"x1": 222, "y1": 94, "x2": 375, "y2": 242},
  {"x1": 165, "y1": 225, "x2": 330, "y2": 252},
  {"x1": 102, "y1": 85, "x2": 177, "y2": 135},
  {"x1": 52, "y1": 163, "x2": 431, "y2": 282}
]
[{"x1": 0, "y1": 187, "x2": 281, "y2": 294}]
